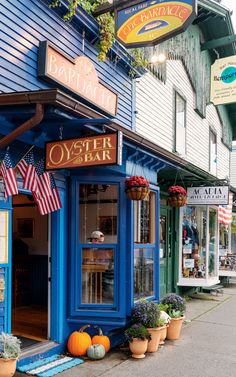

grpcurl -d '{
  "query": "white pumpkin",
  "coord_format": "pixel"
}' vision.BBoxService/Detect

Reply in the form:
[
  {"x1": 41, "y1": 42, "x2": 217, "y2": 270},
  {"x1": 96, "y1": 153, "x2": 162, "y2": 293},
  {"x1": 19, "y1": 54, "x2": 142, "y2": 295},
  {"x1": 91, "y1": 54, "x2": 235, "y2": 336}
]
[{"x1": 160, "y1": 310, "x2": 171, "y2": 324}]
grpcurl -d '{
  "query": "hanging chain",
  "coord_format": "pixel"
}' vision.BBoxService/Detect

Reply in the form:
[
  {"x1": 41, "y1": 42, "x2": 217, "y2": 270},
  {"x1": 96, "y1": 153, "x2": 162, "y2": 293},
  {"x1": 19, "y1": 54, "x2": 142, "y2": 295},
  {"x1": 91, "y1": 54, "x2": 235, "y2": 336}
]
[{"x1": 59, "y1": 126, "x2": 63, "y2": 140}]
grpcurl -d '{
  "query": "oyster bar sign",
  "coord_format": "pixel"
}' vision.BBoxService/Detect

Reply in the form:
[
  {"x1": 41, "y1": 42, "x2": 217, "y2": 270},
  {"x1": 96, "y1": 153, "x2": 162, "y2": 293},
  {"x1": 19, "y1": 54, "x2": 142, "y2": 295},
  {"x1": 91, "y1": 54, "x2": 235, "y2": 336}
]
[{"x1": 187, "y1": 186, "x2": 229, "y2": 205}]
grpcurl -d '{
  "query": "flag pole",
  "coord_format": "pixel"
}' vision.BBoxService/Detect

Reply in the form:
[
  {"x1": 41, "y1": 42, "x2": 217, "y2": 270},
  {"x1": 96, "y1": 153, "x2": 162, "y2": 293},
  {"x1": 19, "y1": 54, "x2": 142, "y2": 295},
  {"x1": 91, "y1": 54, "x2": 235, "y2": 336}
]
[{"x1": 15, "y1": 145, "x2": 35, "y2": 168}]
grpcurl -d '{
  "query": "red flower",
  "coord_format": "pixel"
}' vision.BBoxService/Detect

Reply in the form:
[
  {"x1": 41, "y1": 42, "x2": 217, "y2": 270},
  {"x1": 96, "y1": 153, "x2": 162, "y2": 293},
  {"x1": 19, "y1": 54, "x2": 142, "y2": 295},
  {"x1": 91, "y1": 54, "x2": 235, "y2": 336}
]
[
  {"x1": 125, "y1": 175, "x2": 150, "y2": 188},
  {"x1": 168, "y1": 185, "x2": 187, "y2": 196}
]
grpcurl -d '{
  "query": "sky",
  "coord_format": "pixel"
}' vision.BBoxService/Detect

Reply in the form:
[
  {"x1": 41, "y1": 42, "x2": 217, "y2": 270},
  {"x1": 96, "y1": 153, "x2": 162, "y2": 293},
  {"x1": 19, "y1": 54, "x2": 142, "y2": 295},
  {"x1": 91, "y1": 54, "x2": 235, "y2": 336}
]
[{"x1": 221, "y1": 0, "x2": 236, "y2": 29}]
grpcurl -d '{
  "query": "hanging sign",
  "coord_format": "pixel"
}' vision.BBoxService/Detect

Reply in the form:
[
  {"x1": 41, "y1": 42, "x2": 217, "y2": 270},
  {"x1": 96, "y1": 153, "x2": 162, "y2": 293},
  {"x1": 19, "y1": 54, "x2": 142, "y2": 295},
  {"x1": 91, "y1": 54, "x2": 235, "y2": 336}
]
[
  {"x1": 38, "y1": 41, "x2": 118, "y2": 116},
  {"x1": 187, "y1": 186, "x2": 229, "y2": 205},
  {"x1": 115, "y1": 0, "x2": 197, "y2": 48},
  {"x1": 210, "y1": 55, "x2": 236, "y2": 105},
  {"x1": 45, "y1": 132, "x2": 123, "y2": 170}
]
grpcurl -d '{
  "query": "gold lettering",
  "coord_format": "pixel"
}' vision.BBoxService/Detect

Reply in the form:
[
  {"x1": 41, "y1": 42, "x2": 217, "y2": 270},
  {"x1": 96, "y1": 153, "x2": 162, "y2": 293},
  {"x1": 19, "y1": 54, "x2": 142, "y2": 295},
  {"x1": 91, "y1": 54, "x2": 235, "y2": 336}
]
[
  {"x1": 84, "y1": 153, "x2": 94, "y2": 162},
  {"x1": 103, "y1": 137, "x2": 113, "y2": 149},
  {"x1": 93, "y1": 138, "x2": 103, "y2": 150},
  {"x1": 93, "y1": 152, "x2": 101, "y2": 161},
  {"x1": 83, "y1": 140, "x2": 93, "y2": 152},
  {"x1": 49, "y1": 144, "x2": 64, "y2": 165},
  {"x1": 103, "y1": 151, "x2": 112, "y2": 160},
  {"x1": 63, "y1": 142, "x2": 75, "y2": 161},
  {"x1": 73, "y1": 141, "x2": 83, "y2": 155}
]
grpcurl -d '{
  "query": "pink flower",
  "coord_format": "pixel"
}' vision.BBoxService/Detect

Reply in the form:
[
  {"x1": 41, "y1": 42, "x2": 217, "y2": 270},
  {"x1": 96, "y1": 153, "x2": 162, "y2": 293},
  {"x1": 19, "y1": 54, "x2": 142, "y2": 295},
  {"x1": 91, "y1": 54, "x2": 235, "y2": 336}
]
[
  {"x1": 168, "y1": 185, "x2": 187, "y2": 196},
  {"x1": 125, "y1": 175, "x2": 150, "y2": 188}
]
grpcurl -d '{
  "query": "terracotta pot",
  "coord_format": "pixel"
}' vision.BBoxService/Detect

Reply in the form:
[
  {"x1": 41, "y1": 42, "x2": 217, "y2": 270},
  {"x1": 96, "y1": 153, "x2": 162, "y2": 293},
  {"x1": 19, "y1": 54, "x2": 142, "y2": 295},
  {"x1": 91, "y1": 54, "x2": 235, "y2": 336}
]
[
  {"x1": 168, "y1": 195, "x2": 187, "y2": 208},
  {"x1": 167, "y1": 317, "x2": 185, "y2": 340},
  {"x1": 146, "y1": 327, "x2": 162, "y2": 352},
  {"x1": 159, "y1": 325, "x2": 167, "y2": 345},
  {"x1": 129, "y1": 338, "x2": 148, "y2": 359},
  {"x1": 0, "y1": 358, "x2": 17, "y2": 377},
  {"x1": 125, "y1": 187, "x2": 150, "y2": 201}
]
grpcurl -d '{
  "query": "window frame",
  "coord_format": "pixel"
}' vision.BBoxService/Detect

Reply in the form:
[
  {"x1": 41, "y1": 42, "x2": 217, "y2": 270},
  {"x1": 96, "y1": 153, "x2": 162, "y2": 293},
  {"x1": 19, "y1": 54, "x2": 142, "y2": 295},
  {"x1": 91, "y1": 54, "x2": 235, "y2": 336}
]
[
  {"x1": 133, "y1": 189, "x2": 159, "y2": 302},
  {"x1": 209, "y1": 128, "x2": 217, "y2": 175},
  {"x1": 173, "y1": 90, "x2": 187, "y2": 156},
  {"x1": 69, "y1": 176, "x2": 126, "y2": 320}
]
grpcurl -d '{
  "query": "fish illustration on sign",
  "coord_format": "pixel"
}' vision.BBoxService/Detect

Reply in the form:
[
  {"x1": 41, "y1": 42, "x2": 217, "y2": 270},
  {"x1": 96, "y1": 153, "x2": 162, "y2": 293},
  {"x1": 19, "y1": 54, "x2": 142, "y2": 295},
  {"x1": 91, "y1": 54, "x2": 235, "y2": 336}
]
[{"x1": 138, "y1": 20, "x2": 169, "y2": 35}]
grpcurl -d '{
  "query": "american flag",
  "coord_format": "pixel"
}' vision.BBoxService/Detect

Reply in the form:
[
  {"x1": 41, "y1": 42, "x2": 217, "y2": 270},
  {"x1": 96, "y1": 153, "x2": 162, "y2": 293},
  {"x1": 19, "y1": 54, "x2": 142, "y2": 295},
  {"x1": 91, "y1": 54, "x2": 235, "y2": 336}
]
[
  {"x1": 0, "y1": 150, "x2": 18, "y2": 199},
  {"x1": 34, "y1": 173, "x2": 62, "y2": 215},
  {"x1": 218, "y1": 192, "x2": 233, "y2": 225},
  {"x1": 17, "y1": 150, "x2": 37, "y2": 193},
  {"x1": 35, "y1": 158, "x2": 52, "y2": 200}
]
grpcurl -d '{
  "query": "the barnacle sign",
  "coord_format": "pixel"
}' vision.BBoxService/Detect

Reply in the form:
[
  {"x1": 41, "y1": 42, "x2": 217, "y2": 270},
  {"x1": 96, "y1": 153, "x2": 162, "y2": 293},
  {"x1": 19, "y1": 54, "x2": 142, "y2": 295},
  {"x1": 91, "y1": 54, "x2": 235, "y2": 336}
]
[{"x1": 115, "y1": 0, "x2": 197, "y2": 48}]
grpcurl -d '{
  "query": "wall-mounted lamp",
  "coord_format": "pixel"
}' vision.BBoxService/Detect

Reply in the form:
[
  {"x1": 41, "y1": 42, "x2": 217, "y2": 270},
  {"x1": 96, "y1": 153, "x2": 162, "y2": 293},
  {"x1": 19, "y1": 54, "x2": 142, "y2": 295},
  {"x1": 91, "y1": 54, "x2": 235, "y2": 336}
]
[{"x1": 150, "y1": 53, "x2": 167, "y2": 64}]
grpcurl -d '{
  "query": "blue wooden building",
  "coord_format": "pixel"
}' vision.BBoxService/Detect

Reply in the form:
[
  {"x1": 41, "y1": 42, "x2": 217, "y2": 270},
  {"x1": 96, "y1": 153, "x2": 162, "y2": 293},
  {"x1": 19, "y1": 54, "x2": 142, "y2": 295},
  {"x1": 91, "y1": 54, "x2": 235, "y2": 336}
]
[{"x1": 0, "y1": 0, "x2": 186, "y2": 357}]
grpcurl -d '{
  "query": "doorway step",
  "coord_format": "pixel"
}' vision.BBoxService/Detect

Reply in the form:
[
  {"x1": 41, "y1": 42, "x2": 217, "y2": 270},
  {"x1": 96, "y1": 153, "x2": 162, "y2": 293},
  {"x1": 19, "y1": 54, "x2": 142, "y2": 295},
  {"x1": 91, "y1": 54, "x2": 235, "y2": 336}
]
[{"x1": 17, "y1": 341, "x2": 65, "y2": 367}]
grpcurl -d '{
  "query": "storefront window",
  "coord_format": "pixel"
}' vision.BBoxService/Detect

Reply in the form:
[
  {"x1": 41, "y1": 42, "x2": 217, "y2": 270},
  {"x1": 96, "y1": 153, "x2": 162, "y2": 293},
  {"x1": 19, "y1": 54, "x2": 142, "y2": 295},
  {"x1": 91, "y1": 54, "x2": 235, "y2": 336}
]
[
  {"x1": 134, "y1": 193, "x2": 156, "y2": 244},
  {"x1": 79, "y1": 184, "x2": 118, "y2": 244},
  {"x1": 160, "y1": 215, "x2": 166, "y2": 259},
  {"x1": 181, "y1": 206, "x2": 206, "y2": 279},
  {"x1": 179, "y1": 205, "x2": 219, "y2": 285},
  {"x1": 134, "y1": 192, "x2": 156, "y2": 299},
  {"x1": 82, "y1": 247, "x2": 114, "y2": 304},
  {"x1": 134, "y1": 248, "x2": 154, "y2": 299},
  {"x1": 209, "y1": 208, "x2": 217, "y2": 277}
]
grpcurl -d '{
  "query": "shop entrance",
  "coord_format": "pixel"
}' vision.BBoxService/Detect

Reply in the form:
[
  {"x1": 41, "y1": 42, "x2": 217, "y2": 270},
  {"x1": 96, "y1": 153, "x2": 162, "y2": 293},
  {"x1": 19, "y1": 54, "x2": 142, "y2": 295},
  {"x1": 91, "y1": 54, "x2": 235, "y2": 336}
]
[
  {"x1": 12, "y1": 194, "x2": 49, "y2": 346},
  {"x1": 160, "y1": 207, "x2": 174, "y2": 297}
]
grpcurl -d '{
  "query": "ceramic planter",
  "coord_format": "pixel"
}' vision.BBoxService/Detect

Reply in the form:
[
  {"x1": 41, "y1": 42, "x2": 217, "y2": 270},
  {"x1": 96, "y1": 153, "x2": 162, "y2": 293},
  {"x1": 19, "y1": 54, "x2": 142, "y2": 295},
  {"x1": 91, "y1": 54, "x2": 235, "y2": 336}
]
[
  {"x1": 167, "y1": 317, "x2": 185, "y2": 340},
  {"x1": 129, "y1": 338, "x2": 148, "y2": 359},
  {"x1": 146, "y1": 327, "x2": 162, "y2": 352},
  {"x1": 159, "y1": 325, "x2": 168, "y2": 345},
  {"x1": 0, "y1": 358, "x2": 17, "y2": 377}
]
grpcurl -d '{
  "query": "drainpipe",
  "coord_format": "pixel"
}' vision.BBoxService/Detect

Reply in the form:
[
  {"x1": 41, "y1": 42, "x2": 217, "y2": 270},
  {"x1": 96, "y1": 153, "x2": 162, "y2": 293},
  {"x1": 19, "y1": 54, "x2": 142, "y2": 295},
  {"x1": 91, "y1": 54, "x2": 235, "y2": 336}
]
[{"x1": 0, "y1": 103, "x2": 44, "y2": 149}]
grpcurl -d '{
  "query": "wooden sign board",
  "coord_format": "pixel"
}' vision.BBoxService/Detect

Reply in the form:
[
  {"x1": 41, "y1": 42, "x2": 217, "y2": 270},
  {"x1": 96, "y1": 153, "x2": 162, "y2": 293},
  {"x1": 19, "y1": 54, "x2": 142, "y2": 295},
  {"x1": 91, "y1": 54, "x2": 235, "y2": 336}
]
[
  {"x1": 45, "y1": 132, "x2": 122, "y2": 170},
  {"x1": 115, "y1": 0, "x2": 197, "y2": 48},
  {"x1": 38, "y1": 41, "x2": 118, "y2": 116}
]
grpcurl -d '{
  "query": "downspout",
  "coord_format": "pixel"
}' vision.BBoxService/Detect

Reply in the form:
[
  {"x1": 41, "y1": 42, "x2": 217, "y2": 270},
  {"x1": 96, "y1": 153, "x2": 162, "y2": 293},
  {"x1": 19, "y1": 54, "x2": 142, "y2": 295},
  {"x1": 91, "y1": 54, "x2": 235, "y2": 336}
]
[{"x1": 0, "y1": 103, "x2": 44, "y2": 149}]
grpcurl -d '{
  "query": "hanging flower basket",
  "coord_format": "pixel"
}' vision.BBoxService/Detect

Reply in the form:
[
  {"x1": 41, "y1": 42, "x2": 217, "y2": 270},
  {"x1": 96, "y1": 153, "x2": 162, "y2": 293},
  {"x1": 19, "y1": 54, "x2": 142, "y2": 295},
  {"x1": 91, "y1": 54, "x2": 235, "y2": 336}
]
[
  {"x1": 168, "y1": 185, "x2": 187, "y2": 208},
  {"x1": 125, "y1": 176, "x2": 150, "y2": 201}
]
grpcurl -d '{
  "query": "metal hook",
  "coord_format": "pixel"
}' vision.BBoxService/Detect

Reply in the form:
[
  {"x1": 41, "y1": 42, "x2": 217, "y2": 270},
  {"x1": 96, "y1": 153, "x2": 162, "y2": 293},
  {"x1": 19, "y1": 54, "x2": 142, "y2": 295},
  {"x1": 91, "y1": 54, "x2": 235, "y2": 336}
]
[
  {"x1": 82, "y1": 30, "x2": 85, "y2": 54},
  {"x1": 59, "y1": 126, "x2": 63, "y2": 140}
]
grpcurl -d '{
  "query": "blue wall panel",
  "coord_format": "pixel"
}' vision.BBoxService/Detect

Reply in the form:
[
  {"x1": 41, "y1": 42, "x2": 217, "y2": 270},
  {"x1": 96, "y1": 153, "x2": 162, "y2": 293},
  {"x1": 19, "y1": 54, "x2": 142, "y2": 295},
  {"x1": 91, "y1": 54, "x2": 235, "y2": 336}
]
[{"x1": 0, "y1": 0, "x2": 133, "y2": 128}]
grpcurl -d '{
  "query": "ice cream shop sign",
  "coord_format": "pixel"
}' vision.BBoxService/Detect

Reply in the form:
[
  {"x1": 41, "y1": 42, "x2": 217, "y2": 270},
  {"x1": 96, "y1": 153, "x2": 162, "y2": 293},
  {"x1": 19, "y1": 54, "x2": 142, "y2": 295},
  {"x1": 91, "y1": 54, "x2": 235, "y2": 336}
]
[{"x1": 45, "y1": 132, "x2": 122, "y2": 170}]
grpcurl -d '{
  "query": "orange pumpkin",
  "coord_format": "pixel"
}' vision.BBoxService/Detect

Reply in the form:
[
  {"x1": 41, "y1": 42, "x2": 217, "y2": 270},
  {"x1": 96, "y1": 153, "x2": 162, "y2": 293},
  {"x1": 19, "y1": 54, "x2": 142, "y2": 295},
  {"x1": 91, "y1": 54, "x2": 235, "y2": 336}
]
[
  {"x1": 67, "y1": 325, "x2": 92, "y2": 356},
  {"x1": 92, "y1": 325, "x2": 110, "y2": 353}
]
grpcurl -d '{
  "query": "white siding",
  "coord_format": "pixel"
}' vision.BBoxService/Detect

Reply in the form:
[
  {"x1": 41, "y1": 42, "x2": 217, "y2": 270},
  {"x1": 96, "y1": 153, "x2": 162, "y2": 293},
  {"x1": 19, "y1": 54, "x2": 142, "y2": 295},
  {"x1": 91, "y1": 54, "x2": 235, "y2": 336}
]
[
  {"x1": 230, "y1": 147, "x2": 236, "y2": 188},
  {"x1": 135, "y1": 60, "x2": 230, "y2": 180}
]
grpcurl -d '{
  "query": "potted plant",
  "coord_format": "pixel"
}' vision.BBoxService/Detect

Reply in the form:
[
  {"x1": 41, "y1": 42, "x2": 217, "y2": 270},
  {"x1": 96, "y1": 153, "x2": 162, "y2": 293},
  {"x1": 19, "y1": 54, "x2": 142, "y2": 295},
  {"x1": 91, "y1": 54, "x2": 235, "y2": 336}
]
[
  {"x1": 0, "y1": 332, "x2": 21, "y2": 377},
  {"x1": 157, "y1": 304, "x2": 171, "y2": 345},
  {"x1": 160, "y1": 293, "x2": 186, "y2": 340},
  {"x1": 125, "y1": 323, "x2": 151, "y2": 359},
  {"x1": 168, "y1": 185, "x2": 187, "y2": 207},
  {"x1": 131, "y1": 300, "x2": 162, "y2": 352},
  {"x1": 125, "y1": 176, "x2": 150, "y2": 201}
]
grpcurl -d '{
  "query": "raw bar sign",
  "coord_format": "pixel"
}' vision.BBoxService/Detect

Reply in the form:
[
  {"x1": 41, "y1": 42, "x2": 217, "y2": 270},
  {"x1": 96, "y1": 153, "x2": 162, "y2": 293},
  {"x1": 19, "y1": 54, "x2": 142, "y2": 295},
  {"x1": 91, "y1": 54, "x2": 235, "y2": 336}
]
[
  {"x1": 187, "y1": 186, "x2": 229, "y2": 205},
  {"x1": 211, "y1": 55, "x2": 236, "y2": 105},
  {"x1": 38, "y1": 41, "x2": 118, "y2": 116},
  {"x1": 115, "y1": 0, "x2": 197, "y2": 48},
  {"x1": 45, "y1": 132, "x2": 122, "y2": 170}
]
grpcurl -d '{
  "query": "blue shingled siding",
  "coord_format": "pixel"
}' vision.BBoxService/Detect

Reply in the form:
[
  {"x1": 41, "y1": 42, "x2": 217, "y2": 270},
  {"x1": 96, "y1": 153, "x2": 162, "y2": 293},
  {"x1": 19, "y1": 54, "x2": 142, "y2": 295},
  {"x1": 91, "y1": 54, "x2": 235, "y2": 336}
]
[
  {"x1": 0, "y1": 0, "x2": 133, "y2": 128},
  {"x1": 0, "y1": 269, "x2": 5, "y2": 333}
]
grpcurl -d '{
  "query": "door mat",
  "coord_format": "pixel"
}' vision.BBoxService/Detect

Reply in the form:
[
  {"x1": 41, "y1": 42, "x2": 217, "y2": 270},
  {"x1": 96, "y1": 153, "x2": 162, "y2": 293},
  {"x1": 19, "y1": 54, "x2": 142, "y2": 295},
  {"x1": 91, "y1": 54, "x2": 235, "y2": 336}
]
[{"x1": 17, "y1": 354, "x2": 84, "y2": 376}]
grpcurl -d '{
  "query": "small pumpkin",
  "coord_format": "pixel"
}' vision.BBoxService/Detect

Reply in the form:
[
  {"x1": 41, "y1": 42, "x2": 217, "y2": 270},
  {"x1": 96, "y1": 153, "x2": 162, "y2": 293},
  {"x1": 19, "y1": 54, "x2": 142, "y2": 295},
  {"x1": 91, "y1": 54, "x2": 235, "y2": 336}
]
[
  {"x1": 92, "y1": 325, "x2": 110, "y2": 352},
  {"x1": 67, "y1": 325, "x2": 92, "y2": 356},
  {"x1": 87, "y1": 344, "x2": 106, "y2": 360}
]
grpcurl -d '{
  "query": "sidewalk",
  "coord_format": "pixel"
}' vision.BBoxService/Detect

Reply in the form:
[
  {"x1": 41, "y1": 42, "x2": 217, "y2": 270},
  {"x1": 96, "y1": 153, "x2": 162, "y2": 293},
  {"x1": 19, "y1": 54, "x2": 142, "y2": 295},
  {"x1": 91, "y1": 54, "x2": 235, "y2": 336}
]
[{"x1": 16, "y1": 279, "x2": 236, "y2": 377}]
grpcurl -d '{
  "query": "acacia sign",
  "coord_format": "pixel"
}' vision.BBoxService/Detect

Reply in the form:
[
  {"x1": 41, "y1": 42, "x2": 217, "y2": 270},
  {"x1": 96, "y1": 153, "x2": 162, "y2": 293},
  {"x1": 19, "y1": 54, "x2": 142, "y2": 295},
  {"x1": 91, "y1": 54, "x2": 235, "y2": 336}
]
[
  {"x1": 38, "y1": 41, "x2": 118, "y2": 116},
  {"x1": 115, "y1": 0, "x2": 197, "y2": 48},
  {"x1": 187, "y1": 186, "x2": 229, "y2": 205},
  {"x1": 45, "y1": 132, "x2": 122, "y2": 170}
]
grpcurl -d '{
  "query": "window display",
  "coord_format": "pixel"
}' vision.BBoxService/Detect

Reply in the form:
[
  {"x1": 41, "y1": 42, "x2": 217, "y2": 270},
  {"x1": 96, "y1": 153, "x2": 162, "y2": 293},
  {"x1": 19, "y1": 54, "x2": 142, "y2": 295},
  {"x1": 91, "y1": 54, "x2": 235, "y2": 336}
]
[
  {"x1": 179, "y1": 206, "x2": 219, "y2": 286},
  {"x1": 219, "y1": 216, "x2": 236, "y2": 276},
  {"x1": 134, "y1": 192, "x2": 156, "y2": 299}
]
